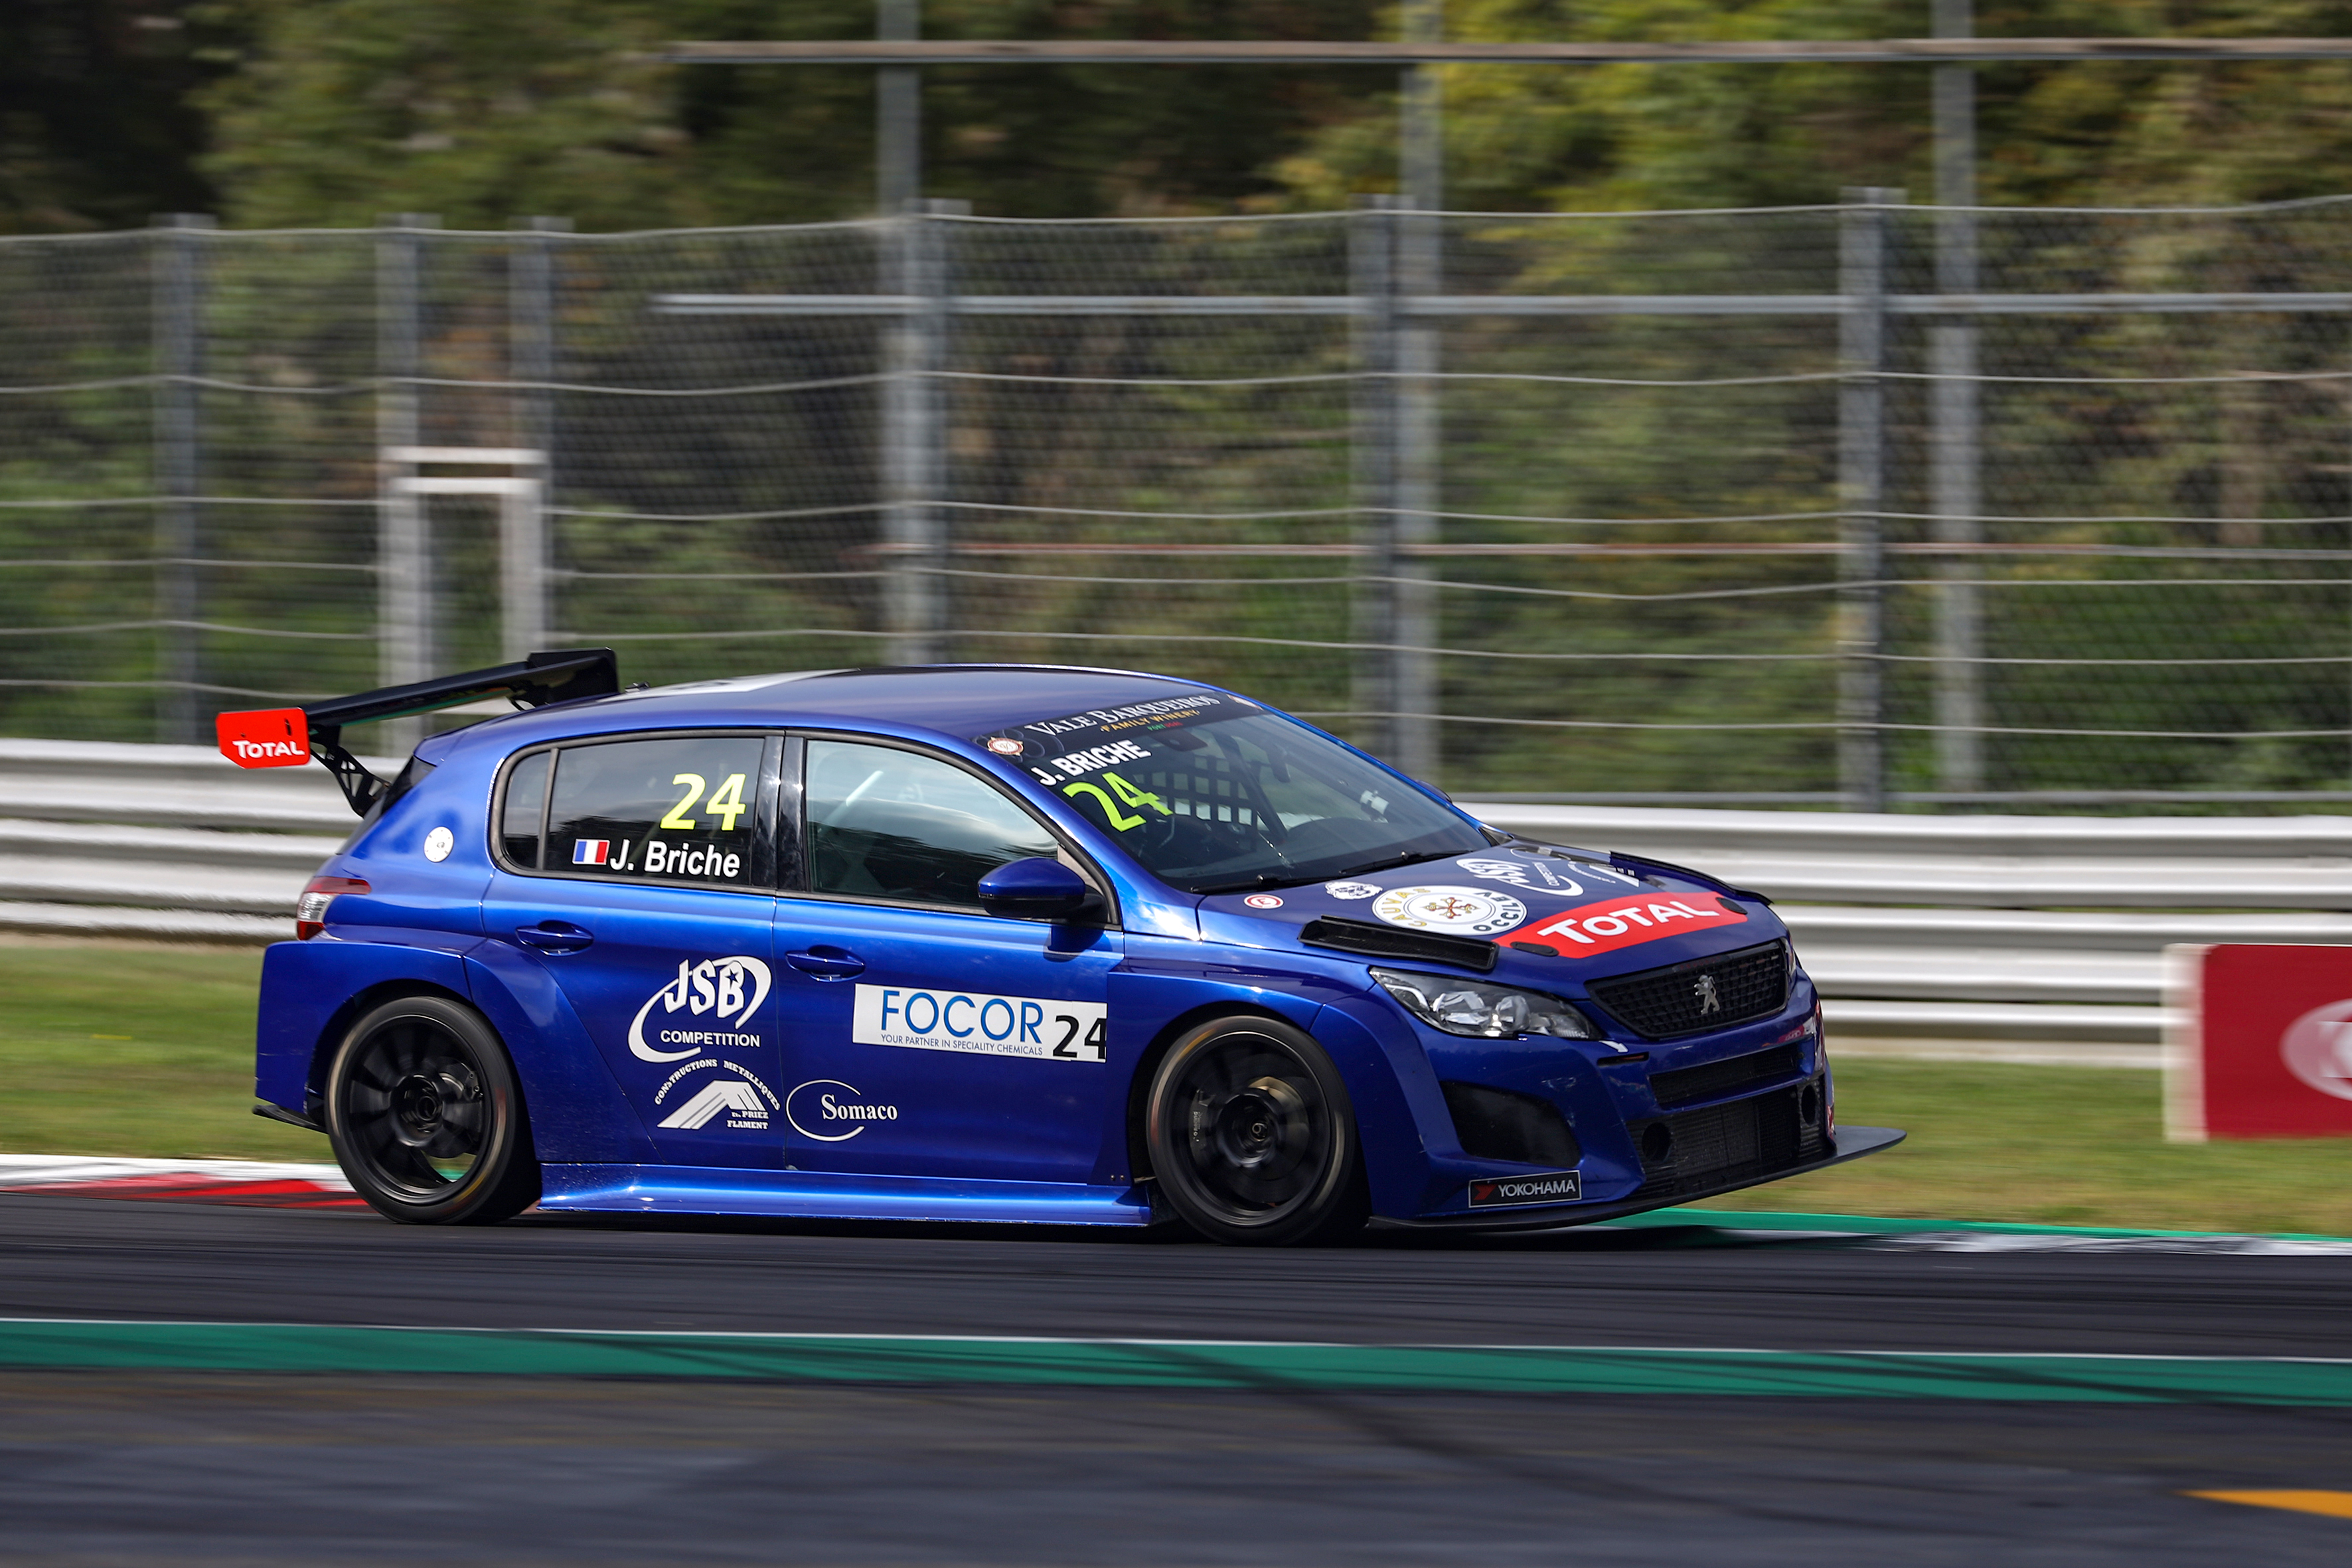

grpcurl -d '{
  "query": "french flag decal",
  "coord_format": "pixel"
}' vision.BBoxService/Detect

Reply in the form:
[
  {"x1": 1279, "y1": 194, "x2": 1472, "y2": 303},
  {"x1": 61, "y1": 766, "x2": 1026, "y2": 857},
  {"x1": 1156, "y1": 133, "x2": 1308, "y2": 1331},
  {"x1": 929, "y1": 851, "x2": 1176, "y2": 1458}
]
[{"x1": 572, "y1": 840, "x2": 611, "y2": 866}]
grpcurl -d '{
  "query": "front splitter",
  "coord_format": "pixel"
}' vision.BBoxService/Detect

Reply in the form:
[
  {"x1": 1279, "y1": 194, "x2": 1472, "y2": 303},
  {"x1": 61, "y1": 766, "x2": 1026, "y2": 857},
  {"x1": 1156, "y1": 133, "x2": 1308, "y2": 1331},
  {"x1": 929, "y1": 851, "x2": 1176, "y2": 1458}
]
[{"x1": 1372, "y1": 1125, "x2": 1907, "y2": 1234}]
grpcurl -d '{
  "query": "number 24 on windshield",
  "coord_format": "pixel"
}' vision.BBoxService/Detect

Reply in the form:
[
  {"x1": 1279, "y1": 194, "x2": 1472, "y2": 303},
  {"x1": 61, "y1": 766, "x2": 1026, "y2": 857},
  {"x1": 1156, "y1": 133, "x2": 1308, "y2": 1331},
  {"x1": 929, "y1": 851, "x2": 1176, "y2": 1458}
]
[{"x1": 1063, "y1": 772, "x2": 1168, "y2": 832}]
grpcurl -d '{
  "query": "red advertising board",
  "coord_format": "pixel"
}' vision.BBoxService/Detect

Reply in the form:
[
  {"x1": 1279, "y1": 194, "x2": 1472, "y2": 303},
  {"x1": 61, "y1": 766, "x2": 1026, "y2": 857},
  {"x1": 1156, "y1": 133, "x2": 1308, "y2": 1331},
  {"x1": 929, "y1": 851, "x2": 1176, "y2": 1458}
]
[{"x1": 2165, "y1": 944, "x2": 2352, "y2": 1140}]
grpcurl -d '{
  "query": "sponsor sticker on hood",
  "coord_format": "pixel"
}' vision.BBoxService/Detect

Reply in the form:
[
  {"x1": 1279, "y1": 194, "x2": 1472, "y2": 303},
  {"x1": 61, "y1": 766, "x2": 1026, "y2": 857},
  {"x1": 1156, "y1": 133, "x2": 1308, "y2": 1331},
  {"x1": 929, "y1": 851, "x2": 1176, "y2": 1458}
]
[
  {"x1": 1372, "y1": 886, "x2": 1528, "y2": 937},
  {"x1": 1510, "y1": 895, "x2": 1749, "y2": 958},
  {"x1": 1452, "y1": 851, "x2": 1643, "y2": 898}
]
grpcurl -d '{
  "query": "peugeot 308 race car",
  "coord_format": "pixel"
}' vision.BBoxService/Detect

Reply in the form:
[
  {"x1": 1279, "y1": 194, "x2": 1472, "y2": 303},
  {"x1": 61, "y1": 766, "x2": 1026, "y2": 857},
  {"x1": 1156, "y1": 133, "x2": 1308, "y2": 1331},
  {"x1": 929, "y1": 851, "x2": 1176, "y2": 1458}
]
[{"x1": 225, "y1": 651, "x2": 1899, "y2": 1245}]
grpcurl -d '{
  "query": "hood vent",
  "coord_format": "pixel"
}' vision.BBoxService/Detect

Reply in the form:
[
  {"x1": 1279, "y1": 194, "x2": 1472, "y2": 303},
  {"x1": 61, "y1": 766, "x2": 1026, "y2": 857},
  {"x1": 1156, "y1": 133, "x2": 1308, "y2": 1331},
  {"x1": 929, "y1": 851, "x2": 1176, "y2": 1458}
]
[{"x1": 1300, "y1": 917, "x2": 1498, "y2": 973}]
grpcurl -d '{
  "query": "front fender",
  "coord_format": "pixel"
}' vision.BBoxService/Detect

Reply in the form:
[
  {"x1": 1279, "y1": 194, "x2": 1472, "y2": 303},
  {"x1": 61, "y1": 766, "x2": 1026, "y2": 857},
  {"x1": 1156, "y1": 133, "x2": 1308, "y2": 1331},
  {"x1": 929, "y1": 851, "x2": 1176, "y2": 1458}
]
[
  {"x1": 1108, "y1": 939, "x2": 1436, "y2": 1221},
  {"x1": 1310, "y1": 994, "x2": 1452, "y2": 1220}
]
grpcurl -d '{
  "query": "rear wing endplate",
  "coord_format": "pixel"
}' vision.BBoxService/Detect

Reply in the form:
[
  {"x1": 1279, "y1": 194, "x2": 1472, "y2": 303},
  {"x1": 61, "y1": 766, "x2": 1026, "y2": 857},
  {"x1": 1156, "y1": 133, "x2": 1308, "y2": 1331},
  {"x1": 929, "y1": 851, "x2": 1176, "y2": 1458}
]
[{"x1": 214, "y1": 648, "x2": 620, "y2": 816}]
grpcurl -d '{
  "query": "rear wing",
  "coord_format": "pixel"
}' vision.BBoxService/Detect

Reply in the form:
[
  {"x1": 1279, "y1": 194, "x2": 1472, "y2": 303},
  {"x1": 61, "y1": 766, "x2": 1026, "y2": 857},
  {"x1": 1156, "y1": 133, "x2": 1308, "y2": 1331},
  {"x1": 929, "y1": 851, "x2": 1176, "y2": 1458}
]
[{"x1": 214, "y1": 648, "x2": 621, "y2": 816}]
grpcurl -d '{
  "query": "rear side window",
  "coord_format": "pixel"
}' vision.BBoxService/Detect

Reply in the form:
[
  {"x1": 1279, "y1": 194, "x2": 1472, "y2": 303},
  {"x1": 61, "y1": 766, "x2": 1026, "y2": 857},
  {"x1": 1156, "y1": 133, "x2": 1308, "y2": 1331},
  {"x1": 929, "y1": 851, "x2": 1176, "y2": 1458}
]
[
  {"x1": 499, "y1": 751, "x2": 549, "y2": 868},
  {"x1": 540, "y1": 734, "x2": 767, "y2": 888}
]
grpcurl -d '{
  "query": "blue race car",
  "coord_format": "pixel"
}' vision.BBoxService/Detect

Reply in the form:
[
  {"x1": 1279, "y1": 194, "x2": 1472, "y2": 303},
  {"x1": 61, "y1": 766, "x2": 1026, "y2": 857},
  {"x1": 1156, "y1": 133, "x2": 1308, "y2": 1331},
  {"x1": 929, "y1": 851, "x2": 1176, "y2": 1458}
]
[{"x1": 225, "y1": 651, "x2": 1899, "y2": 1243}]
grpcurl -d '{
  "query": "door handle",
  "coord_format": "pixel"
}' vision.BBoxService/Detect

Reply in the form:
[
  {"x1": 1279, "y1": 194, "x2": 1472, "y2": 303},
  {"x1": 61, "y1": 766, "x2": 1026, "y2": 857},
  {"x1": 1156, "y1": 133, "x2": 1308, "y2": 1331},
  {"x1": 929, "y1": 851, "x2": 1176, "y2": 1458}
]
[
  {"x1": 515, "y1": 921, "x2": 594, "y2": 955},
  {"x1": 785, "y1": 945, "x2": 866, "y2": 980}
]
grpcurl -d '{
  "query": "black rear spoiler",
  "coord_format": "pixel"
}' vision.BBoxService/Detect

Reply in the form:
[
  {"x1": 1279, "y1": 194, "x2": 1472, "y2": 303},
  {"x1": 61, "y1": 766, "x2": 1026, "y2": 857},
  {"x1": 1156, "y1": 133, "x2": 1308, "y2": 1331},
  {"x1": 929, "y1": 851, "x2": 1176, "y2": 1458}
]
[{"x1": 216, "y1": 648, "x2": 620, "y2": 816}]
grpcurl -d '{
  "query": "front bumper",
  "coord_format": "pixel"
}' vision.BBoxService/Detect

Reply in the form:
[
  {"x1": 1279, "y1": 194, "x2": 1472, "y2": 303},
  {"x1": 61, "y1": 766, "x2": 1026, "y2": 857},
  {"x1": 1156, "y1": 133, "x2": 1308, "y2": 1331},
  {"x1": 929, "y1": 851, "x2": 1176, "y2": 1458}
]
[{"x1": 1367, "y1": 1124, "x2": 1906, "y2": 1233}]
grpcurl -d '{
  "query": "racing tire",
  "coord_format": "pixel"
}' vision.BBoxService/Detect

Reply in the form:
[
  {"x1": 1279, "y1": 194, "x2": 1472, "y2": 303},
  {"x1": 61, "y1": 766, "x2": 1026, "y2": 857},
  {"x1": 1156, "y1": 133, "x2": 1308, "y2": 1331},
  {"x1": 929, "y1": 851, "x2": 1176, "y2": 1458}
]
[
  {"x1": 1144, "y1": 1015, "x2": 1369, "y2": 1247},
  {"x1": 324, "y1": 994, "x2": 541, "y2": 1225}
]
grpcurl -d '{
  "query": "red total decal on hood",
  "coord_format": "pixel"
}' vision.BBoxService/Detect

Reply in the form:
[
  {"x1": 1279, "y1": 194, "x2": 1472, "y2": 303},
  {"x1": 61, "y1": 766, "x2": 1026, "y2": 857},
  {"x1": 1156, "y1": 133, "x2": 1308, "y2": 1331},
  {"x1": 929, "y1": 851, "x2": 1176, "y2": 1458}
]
[{"x1": 1508, "y1": 894, "x2": 1749, "y2": 957}]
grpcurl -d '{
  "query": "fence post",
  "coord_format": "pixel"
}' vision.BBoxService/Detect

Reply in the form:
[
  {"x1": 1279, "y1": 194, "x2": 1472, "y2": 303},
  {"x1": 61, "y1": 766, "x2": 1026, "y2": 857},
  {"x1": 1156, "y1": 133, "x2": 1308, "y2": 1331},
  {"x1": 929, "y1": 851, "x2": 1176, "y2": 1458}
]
[
  {"x1": 1350, "y1": 198, "x2": 1403, "y2": 765},
  {"x1": 378, "y1": 214, "x2": 435, "y2": 755},
  {"x1": 1393, "y1": 0, "x2": 1443, "y2": 785},
  {"x1": 883, "y1": 199, "x2": 954, "y2": 665},
  {"x1": 1839, "y1": 189, "x2": 1899, "y2": 813},
  {"x1": 1932, "y1": 0, "x2": 1985, "y2": 797},
  {"x1": 151, "y1": 213, "x2": 212, "y2": 745},
  {"x1": 877, "y1": 0, "x2": 921, "y2": 215},
  {"x1": 507, "y1": 216, "x2": 568, "y2": 661}
]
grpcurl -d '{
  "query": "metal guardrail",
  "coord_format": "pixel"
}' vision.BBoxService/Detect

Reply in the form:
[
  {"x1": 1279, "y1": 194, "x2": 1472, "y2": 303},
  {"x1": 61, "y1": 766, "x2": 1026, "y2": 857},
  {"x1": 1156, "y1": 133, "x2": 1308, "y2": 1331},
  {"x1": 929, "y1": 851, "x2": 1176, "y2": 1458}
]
[
  {"x1": 7, "y1": 742, "x2": 2344, "y2": 1058},
  {"x1": 1468, "y1": 804, "x2": 2352, "y2": 1058}
]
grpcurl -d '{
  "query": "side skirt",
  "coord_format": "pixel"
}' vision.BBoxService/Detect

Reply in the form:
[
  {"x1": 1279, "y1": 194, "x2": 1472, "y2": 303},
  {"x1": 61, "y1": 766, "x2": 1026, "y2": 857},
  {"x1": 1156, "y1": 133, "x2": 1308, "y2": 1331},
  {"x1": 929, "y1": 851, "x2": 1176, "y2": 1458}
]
[{"x1": 537, "y1": 1164, "x2": 1154, "y2": 1227}]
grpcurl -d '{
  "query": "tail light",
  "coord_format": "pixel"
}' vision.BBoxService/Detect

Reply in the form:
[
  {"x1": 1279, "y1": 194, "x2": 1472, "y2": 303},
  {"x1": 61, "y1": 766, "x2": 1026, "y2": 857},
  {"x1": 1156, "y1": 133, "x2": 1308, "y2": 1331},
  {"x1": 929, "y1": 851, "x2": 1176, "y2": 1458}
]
[{"x1": 295, "y1": 876, "x2": 369, "y2": 940}]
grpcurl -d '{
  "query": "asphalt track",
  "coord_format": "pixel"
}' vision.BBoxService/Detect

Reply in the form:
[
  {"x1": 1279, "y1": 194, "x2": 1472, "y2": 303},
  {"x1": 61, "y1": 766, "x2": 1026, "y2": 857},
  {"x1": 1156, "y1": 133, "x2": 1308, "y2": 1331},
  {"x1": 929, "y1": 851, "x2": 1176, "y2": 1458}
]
[{"x1": 3, "y1": 1194, "x2": 2350, "y2": 1565}]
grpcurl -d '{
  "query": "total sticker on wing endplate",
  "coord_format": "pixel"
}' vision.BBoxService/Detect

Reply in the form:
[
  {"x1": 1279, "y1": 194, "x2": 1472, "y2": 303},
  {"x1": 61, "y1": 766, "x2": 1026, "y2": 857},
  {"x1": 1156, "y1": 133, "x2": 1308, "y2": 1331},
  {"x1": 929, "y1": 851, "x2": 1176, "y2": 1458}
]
[
  {"x1": 851, "y1": 984, "x2": 1107, "y2": 1063},
  {"x1": 1511, "y1": 894, "x2": 1751, "y2": 957}
]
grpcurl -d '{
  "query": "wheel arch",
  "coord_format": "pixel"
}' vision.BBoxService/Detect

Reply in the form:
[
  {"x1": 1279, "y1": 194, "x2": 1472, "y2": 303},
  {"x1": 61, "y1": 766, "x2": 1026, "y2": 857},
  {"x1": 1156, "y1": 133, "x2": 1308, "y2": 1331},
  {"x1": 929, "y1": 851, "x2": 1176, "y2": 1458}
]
[
  {"x1": 1123, "y1": 998, "x2": 1308, "y2": 1186},
  {"x1": 302, "y1": 979, "x2": 481, "y2": 1114},
  {"x1": 256, "y1": 937, "x2": 483, "y2": 1123}
]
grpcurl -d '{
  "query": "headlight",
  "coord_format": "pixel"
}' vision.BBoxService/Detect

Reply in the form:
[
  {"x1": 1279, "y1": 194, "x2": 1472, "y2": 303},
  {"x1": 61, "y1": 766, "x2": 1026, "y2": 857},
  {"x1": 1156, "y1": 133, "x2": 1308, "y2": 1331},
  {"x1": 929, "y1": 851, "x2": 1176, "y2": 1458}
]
[{"x1": 1370, "y1": 968, "x2": 1596, "y2": 1040}]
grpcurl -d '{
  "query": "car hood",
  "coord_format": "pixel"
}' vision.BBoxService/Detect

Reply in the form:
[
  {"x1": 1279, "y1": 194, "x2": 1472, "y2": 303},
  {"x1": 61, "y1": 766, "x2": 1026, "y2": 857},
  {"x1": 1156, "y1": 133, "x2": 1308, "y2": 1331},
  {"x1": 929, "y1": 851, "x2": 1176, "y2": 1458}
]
[{"x1": 1192, "y1": 844, "x2": 1788, "y2": 984}]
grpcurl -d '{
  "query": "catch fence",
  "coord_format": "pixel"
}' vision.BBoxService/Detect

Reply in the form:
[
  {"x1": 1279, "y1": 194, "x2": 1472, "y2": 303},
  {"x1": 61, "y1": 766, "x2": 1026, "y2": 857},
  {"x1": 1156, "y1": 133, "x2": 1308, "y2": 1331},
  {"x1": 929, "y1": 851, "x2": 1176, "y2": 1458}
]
[{"x1": 5, "y1": 196, "x2": 2352, "y2": 807}]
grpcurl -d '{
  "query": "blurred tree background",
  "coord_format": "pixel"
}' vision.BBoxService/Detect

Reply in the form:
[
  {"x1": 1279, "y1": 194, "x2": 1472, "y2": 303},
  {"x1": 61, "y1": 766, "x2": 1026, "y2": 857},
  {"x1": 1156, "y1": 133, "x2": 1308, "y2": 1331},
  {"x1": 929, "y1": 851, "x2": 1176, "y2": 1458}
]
[
  {"x1": 9, "y1": 4, "x2": 2352, "y2": 797},
  {"x1": 17, "y1": 3, "x2": 2352, "y2": 233}
]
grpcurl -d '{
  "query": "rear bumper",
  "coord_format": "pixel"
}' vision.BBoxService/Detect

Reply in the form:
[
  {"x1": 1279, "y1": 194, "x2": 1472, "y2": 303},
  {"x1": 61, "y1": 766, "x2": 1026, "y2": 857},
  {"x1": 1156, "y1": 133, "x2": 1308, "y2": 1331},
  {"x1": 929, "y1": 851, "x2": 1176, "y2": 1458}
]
[{"x1": 1370, "y1": 1125, "x2": 1906, "y2": 1233}]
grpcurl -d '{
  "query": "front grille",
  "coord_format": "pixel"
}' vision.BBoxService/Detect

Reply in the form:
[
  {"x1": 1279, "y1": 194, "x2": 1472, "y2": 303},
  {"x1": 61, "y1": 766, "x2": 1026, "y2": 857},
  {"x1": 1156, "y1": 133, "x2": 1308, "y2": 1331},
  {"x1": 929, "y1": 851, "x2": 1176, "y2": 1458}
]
[
  {"x1": 1650, "y1": 1043, "x2": 1802, "y2": 1108},
  {"x1": 1585, "y1": 941, "x2": 1788, "y2": 1040},
  {"x1": 1441, "y1": 1081, "x2": 1582, "y2": 1168},
  {"x1": 1629, "y1": 1073, "x2": 1829, "y2": 1200}
]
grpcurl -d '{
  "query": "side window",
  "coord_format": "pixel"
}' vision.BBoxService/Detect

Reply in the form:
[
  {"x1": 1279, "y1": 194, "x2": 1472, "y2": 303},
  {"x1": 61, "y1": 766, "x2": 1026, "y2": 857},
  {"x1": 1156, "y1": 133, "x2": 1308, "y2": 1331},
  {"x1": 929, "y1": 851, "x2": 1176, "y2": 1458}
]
[
  {"x1": 499, "y1": 751, "x2": 549, "y2": 868},
  {"x1": 805, "y1": 740, "x2": 1059, "y2": 911},
  {"x1": 546, "y1": 734, "x2": 767, "y2": 888}
]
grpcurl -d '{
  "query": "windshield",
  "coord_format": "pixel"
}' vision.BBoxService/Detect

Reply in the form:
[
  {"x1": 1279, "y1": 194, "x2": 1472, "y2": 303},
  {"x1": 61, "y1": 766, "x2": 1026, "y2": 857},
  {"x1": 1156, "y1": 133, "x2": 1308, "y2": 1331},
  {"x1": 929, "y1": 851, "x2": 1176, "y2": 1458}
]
[{"x1": 976, "y1": 692, "x2": 1486, "y2": 894}]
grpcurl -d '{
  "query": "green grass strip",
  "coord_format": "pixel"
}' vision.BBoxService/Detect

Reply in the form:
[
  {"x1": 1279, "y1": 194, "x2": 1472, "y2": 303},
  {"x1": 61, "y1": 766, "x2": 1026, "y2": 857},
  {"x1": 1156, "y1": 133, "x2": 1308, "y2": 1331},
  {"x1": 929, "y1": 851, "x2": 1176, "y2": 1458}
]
[
  {"x1": 1615, "y1": 1207, "x2": 2352, "y2": 1243},
  {"x1": 5, "y1": 1320, "x2": 2351, "y2": 1405}
]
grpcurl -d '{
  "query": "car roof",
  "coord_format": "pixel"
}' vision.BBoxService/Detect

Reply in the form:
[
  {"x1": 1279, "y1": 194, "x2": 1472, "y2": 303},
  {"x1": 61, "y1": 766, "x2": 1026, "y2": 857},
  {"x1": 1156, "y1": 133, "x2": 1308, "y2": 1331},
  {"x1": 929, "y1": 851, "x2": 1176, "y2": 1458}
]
[{"x1": 434, "y1": 665, "x2": 1227, "y2": 755}]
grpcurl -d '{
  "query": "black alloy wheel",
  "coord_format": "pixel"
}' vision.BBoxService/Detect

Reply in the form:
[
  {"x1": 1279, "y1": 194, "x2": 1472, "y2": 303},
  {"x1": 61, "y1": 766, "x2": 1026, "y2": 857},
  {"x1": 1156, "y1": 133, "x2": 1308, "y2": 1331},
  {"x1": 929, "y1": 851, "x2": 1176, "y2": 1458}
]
[
  {"x1": 325, "y1": 994, "x2": 540, "y2": 1225},
  {"x1": 1144, "y1": 1015, "x2": 1367, "y2": 1246}
]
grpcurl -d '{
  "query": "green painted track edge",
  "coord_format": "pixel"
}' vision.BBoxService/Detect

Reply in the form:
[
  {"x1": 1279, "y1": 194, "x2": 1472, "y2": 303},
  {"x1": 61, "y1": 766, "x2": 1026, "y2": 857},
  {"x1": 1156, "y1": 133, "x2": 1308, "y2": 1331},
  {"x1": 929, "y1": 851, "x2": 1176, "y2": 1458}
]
[
  {"x1": 5, "y1": 1321, "x2": 2352, "y2": 1405},
  {"x1": 1617, "y1": 1207, "x2": 2352, "y2": 1243}
]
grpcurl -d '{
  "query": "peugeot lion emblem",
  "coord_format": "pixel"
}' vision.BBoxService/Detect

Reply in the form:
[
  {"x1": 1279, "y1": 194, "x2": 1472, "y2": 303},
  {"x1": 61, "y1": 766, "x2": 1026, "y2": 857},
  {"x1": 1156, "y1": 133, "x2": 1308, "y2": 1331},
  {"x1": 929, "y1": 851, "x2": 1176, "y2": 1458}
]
[{"x1": 1693, "y1": 973, "x2": 1721, "y2": 1014}]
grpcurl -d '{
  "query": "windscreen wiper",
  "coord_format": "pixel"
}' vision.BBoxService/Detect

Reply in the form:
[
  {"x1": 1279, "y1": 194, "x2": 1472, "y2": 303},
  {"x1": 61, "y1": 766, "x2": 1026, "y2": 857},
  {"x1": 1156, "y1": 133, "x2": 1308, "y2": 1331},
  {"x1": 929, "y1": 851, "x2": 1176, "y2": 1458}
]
[
  {"x1": 1322, "y1": 848, "x2": 1447, "y2": 884},
  {"x1": 1190, "y1": 871, "x2": 1301, "y2": 896}
]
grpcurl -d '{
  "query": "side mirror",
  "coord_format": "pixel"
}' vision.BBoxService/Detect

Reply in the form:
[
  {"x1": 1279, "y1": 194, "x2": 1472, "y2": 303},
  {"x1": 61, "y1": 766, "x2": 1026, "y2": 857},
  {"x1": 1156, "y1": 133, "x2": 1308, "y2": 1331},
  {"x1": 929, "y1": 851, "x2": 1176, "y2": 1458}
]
[{"x1": 977, "y1": 856, "x2": 1093, "y2": 921}]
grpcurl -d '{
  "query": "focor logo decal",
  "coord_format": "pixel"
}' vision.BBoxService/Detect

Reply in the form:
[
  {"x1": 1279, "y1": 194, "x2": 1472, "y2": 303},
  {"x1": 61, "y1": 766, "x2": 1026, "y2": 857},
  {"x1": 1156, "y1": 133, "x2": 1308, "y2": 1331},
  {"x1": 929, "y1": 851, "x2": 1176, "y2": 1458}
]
[
  {"x1": 851, "y1": 984, "x2": 1107, "y2": 1063},
  {"x1": 1516, "y1": 897, "x2": 1749, "y2": 959},
  {"x1": 627, "y1": 955, "x2": 773, "y2": 1063},
  {"x1": 1467, "y1": 1171, "x2": 1582, "y2": 1208},
  {"x1": 2280, "y1": 997, "x2": 2352, "y2": 1102},
  {"x1": 1371, "y1": 886, "x2": 1528, "y2": 937},
  {"x1": 785, "y1": 1079, "x2": 901, "y2": 1141}
]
